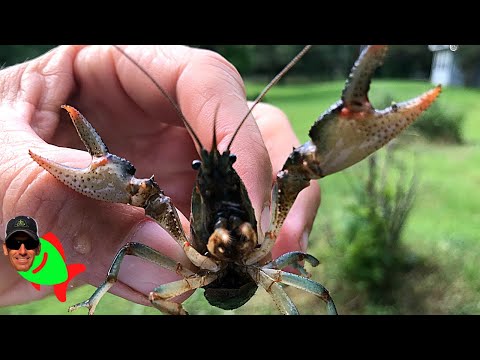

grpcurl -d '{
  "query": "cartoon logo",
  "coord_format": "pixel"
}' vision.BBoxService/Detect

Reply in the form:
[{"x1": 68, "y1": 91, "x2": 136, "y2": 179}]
[
  {"x1": 4, "y1": 215, "x2": 86, "y2": 302},
  {"x1": 16, "y1": 232, "x2": 86, "y2": 302}
]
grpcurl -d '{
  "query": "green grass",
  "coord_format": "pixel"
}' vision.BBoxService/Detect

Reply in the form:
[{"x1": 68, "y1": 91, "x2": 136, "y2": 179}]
[{"x1": 2, "y1": 80, "x2": 479, "y2": 315}]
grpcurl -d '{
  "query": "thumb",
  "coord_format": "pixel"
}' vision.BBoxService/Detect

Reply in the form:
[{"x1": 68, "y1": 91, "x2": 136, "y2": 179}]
[{"x1": 174, "y1": 48, "x2": 273, "y2": 227}]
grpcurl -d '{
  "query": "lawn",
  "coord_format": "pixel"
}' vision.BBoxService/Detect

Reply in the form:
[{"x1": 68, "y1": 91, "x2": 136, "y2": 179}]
[{"x1": 2, "y1": 79, "x2": 479, "y2": 315}]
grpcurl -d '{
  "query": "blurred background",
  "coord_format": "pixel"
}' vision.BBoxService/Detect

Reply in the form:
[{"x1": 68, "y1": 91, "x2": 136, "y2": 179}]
[{"x1": 1, "y1": 45, "x2": 479, "y2": 315}]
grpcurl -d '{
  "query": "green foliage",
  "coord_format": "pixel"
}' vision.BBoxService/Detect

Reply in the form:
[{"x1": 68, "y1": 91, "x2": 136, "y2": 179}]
[
  {"x1": 0, "y1": 45, "x2": 56, "y2": 67},
  {"x1": 379, "y1": 45, "x2": 432, "y2": 80},
  {"x1": 193, "y1": 45, "x2": 255, "y2": 75},
  {"x1": 456, "y1": 45, "x2": 480, "y2": 87},
  {"x1": 195, "y1": 45, "x2": 433, "y2": 81},
  {"x1": 0, "y1": 45, "x2": 437, "y2": 83},
  {"x1": 413, "y1": 102, "x2": 465, "y2": 144},
  {"x1": 334, "y1": 146, "x2": 418, "y2": 303}
]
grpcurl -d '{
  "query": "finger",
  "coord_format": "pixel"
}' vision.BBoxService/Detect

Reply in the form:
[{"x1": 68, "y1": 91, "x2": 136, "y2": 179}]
[
  {"x1": 103, "y1": 45, "x2": 272, "y2": 217},
  {"x1": 251, "y1": 103, "x2": 321, "y2": 257},
  {"x1": 0, "y1": 45, "x2": 83, "y2": 139},
  {"x1": 162, "y1": 47, "x2": 273, "y2": 222},
  {"x1": 94, "y1": 44, "x2": 272, "y2": 245},
  {"x1": 73, "y1": 45, "x2": 200, "y2": 133}
]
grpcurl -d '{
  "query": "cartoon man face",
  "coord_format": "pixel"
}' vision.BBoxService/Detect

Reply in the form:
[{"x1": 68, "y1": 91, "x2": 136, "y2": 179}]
[
  {"x1": 3, "y1": 233, "x2": 41, "y2": 271},
  {"x1": 3, "y1": 216, "x2": 41, "y2": 272}
]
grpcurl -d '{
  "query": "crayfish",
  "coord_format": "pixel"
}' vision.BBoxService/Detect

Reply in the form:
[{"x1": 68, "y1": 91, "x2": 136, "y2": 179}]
[{"x1": 29, "y1": 45, "x2": 441, "y2": 314}]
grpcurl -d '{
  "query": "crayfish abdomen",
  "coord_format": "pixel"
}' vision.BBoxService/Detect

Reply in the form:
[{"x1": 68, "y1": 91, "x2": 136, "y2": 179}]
[{"x1": 203, "y1": 263, "x2": 258, "y2": 310}]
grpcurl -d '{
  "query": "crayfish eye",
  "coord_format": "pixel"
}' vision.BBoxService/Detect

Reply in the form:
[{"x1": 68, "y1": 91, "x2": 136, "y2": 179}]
[
  {"x1": 229, "y1": 154, "x2": 237, "y2": 164},
  {"x1": 192, "y1": 160, "x2": 202, "y2": 170}
]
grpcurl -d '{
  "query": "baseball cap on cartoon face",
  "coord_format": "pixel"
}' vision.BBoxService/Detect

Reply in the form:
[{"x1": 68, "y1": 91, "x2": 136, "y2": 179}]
[{"x1": 5, "y1": 216, "x2": 40, "y2": 248}]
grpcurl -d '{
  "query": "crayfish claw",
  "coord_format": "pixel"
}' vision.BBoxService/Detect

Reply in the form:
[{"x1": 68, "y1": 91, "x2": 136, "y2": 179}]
[
  {"x1": 309, "y1": 84, "x2": 441, "y2": 177},
  {"x1": 29, "y1": 106, "x2": 144, "y2": 204},
  {"x1": 262, "y1": 45, "x2": 441, "y2": 253},
  {"x1": 307, "y1": 45, "x2": 442, "y2": 177},
  {"x1": 29, "y1": 149, "x2": 135, "y2": 203}
]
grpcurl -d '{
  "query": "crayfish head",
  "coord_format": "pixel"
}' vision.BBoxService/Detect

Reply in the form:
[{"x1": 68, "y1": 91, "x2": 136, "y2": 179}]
[{"x1": 207, "y1": 222, "x2": 257, "y2": 262}]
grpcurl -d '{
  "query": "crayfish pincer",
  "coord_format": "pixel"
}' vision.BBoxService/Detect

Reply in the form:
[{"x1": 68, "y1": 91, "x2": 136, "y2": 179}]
[{"x1": 29, "y1": 45, "x2": 441, "y2": 315}]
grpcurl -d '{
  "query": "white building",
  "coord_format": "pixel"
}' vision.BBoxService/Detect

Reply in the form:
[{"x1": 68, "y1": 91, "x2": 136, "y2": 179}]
[{"x1": 429, "y1": 45, "x2": 464, "y2": 86}]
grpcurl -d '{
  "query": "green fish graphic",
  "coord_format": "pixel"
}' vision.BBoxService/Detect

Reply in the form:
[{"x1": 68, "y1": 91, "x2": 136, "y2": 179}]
[{"x1": 17, "y1": 232, "x2": 86, "y2": 302}]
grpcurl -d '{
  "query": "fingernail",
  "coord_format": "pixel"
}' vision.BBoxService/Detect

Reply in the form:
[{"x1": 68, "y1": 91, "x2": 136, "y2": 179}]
[
  {"x1": 260, "y1": 204, "x2": 271, "y2": 234},
  {"x1": 300, "y1": 229, "x2": 310, "y2": 253}
]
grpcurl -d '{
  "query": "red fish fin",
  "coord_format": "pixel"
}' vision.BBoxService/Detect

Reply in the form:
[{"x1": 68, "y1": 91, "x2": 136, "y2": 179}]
[
  {"x1": 41, "y1": 232, "x2": 66, "y2": 261},
  {"x1": 67, "y1": 263, "x2": 86, "y2": 280},
  {"x1": 31, "y1": 283, "x2": 41, "y2": 291},
  {"x1": 53, "y1": 263, "x2": 86, "y2": 302},
  {"x1": 53, "y1": 282, "x2": 68, "y2": 302}
]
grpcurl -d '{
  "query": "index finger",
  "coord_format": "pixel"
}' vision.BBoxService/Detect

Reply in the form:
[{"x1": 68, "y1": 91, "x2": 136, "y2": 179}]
[{"x1": 113, "y1": 45, "x2": 273, "y2": 222}]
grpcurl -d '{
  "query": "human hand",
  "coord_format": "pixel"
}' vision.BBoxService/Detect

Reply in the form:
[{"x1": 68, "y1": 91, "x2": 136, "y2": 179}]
[{"x1": 0, "y1": 45, "x2": 320, "y2": 308}]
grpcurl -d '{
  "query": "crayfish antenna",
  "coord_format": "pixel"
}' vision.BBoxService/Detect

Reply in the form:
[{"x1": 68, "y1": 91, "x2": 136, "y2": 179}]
[{"x1": 227, "y1": 45, "x2": 313, "y2": 151}]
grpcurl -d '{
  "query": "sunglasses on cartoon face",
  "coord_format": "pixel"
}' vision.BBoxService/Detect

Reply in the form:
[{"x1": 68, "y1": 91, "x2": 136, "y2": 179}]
[{"x1": 5, "y1": 237, "x2": 39, "y2": 250}]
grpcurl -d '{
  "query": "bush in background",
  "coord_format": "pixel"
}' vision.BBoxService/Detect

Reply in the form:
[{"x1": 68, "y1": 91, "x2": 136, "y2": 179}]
[
  {"x1": 334, "y1": 145, "x2": 418, "y2": 304},
  {"x1": 412, "y1": 102, "x2": 465, "y2": 144}
]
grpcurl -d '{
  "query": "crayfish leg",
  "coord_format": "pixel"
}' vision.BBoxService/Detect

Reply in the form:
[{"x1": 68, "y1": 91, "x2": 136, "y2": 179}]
[
  {"x1": 251, "y1": 252, "x2": 336, "y2": 314},
  {"x1": 149, "y1": 274, "x2": 218, "y2": 315},
  {"x1": 248, "y1": 267, "x2": 300, "y2": 315},
  {"x1": 68, "y1": 242, "x2": 194, "y2": 315},
  {"x1": 265, "y1": 251, "x2": 320, "y2": 278},
  {"x1": 260, "y1": 268, "x2": 338, "y2": 315}
]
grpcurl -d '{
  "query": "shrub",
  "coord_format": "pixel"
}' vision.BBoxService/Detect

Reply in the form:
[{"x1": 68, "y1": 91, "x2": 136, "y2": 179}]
[
  {"x1": 412, "y1": 102, "x2": 465, "y2": 144},
  {"x1": 335, "y1": 144, "x2": 418, "y2": 304}
]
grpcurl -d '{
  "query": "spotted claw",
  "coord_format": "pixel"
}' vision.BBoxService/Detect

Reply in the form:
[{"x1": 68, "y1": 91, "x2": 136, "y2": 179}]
[
  {"x1": 29, "y1": 105, "x2": 157, "y2": 206},
  {"x1": 261, "y1": 45, "x2": 441, "y2": 246},
  {"x1": 308, "y1": 45, "x2": 442, "y2": 177}
]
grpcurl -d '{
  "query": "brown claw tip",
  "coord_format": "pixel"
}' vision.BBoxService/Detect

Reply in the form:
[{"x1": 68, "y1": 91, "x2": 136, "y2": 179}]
[
  {"x1": 28, "y1": 149, "x2": 40, "y2": 162},
  {"x1": 28, "y1": 150, "x2": 57, "y2": 173}
]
